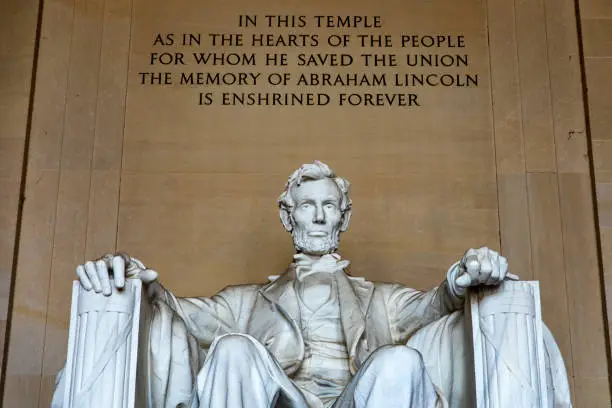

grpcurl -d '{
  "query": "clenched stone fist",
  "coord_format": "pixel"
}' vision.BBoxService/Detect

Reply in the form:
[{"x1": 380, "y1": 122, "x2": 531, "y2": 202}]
[{"x1": 455, "y1": 247, "x2": 517, "y2": 289}]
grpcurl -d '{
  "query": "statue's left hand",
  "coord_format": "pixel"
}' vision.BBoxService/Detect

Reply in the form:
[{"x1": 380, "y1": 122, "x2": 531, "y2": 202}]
[{"x1": 455, "y1": 247, "x2": 511, "y2": 288}]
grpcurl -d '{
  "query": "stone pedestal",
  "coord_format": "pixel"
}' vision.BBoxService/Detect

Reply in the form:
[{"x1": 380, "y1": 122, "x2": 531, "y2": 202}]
[
  {"x1": 469, "y1": 281, "x2": 549, "y2": 408},
  {"x1": 62, "y1": 280, "x2": 150, "y2": 408}
]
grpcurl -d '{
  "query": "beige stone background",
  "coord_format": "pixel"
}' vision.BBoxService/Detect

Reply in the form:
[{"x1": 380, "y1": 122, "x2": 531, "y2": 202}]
[
  {"x1": 1, "y1": 0, "x2": 611, "y2": 406},
  {"x1": 581, "y1": 0, "x2": 612, "y2": 381}
]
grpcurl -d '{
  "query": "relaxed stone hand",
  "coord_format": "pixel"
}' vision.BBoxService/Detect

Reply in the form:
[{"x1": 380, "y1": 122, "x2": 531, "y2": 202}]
[{"x1": 76, "y1": 253, "x2": 158, "y2": 295}]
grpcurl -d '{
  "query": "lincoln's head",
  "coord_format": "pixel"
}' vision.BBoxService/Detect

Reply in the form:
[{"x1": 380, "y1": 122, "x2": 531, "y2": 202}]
[{"x1": 278, "y1": 161, "x2": 352, "y2": 255}]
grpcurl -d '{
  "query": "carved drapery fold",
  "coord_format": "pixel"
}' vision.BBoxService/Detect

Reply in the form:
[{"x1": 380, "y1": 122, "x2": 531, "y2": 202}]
[
  {"x1": 62, "y1": 280, "x2": 150, "y2": 408},
  {"x1": 469, "y1": 281, "x2": 549, "y2": 408},
  {"x1": 59, "y1": 279, "x2": 561, "y2": 407}
]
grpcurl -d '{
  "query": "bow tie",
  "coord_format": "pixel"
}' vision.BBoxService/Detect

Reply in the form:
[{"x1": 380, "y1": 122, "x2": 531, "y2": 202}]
[{"x1": 293, "y1": 253, "x2": 350, "y2": 281}]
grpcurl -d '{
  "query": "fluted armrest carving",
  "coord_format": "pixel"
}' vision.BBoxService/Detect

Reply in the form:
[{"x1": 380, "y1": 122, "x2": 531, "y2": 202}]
[
  {"x1": 61, "y1": 280, "x2": 151, "y2": 408},
  {"x1": 468, "y1": 281, "x2": 550, "y2": 408}
]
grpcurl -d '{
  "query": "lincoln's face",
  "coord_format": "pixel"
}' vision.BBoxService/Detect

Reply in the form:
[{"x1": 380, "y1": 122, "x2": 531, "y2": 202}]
[{"x1": 289, "y1": 178, "x2": 343, "y2": 255}]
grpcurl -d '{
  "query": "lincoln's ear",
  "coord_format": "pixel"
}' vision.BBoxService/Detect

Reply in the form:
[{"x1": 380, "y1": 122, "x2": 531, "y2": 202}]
[
  {"x1": 280, "y1": 208, "x2": 293, "y2": 232},
  {"x1": 340, "y1": 209, "x2": 352, "y2": 232}
]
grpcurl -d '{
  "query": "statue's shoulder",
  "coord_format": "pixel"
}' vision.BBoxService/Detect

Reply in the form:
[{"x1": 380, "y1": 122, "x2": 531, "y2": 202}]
[
  {"x1": 345, "y1": 275, "x2": 402, "y2": 300},
  {"x1": 347, "y1": 275, "x2": 401, "y2": 292},
  {"x1": 219, "y1": 283, "x2": 264, "y2": 295},
  {"x1": 346, "y1": 275, "x2": 416, "y2": 293},
  {"x1": 371, "y1": 281, "x2": 396, "y2": 289},
  {"x1": 369, "y1": 281, "x2": 421, "y2": 301},
  {"x1": 216, "y1": 283, "x2": 263, "y2": 301},
  {"x1": 371, "y1": 281, "x2": 402, "y2": 293}
]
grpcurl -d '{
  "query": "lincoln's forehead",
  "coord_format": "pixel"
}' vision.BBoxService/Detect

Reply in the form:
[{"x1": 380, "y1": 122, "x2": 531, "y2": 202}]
[{"x1": 291, "y1": 179, "x2": 342, "y2": 202}]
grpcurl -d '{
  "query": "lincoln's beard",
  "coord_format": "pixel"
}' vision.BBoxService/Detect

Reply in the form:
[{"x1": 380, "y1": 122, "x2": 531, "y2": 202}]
[{"x1": 291, "y1": 227, "x2": 341, "y2": 255}]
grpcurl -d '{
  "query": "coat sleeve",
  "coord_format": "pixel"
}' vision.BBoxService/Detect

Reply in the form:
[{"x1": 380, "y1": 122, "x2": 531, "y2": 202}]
[
  {"x1": 148, "y1": 281, "x2": 258, "y2": 347},
  {"x1": 385, "y1": 262, "x2": 466, "y2": 343},
  {"x1": 144, "y1": 284, "x2": 257, "y2": 407}
]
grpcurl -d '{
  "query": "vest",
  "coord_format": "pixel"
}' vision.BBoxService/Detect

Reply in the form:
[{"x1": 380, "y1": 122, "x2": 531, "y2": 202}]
[{"x1": 292, "y1": 276, "x2": 352, "y2": 405}]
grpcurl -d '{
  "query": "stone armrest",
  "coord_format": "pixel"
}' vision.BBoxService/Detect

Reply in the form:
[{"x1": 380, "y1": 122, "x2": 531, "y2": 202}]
[
  {"x1": 55, "y1": 280, "x2": 152, "y2": 407},
  {"x1": 55, "y1": 280, "x2": 571, "y2": 408}
]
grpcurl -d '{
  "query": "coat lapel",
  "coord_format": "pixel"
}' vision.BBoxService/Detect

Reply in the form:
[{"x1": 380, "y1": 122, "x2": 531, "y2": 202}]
[
  {"x1": 334, "y1": 271, "x2": 374, "y2": 373},
  {"x1": 253, "y1": 266, "x2": 305, "y2": 375},
  {"x1": 258, "y1": 264, "x2": 376, "y2": 375},
  {"x1": 259, "y1": 265, "x2": 300, "y2": 325}
]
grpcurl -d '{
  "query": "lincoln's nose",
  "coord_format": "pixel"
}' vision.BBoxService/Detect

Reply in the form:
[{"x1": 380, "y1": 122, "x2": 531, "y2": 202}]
[{"x1": 313, "y1": 204, "x2": 325, "y2": 224}]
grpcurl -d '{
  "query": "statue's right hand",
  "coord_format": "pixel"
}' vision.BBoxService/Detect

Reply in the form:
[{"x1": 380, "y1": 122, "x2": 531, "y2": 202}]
[{"x1": 76, "y1": 253, "x2": 158, "y2": 296}]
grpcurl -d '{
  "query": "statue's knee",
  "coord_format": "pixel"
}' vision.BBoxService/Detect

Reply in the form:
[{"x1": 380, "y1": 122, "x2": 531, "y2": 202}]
[
  {"x1": 368, "y1": 345, "x2": 424, "y2": 376},
  {"x1": 213, "y1": 334, "x2": 258, "y2": 357}
]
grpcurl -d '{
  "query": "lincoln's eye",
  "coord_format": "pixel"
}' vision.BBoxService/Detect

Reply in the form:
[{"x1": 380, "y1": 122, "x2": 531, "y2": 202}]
[{"x1": 300, "y1": 203, "x2": 312, "y2": 209}]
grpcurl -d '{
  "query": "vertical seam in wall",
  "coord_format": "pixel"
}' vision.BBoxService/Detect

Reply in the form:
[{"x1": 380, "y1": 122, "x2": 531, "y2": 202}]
[
  {"x1": 84, "y1": 0, "x2": 109, "y2": 259},
  {"x1": 513, "y1": 0, "x2": 535, "y2": 281},
  {"x1": 0, "y1": 0, "x2": 46, "y2": 398},
  {"x1": 37, "y1": 0, "x2": 107, "y2": 402},
  {"x1": 115, "y1": 0, "x2": 136, "y2": 252},
  {"x1": 483, "y1": 0, "x2": 502, "y2": 250},
  {"x1": 572, "y1": 0, "x2": 612, "y2": 391},
  {"x1": 540, "y1": 0, "x2": 559, "y2": 172},
  {"x1": 541, "y1": 0, "x2": 577, "y2": 385},
  {"x1": 36, "y1": 0, "x2": 79, "y2": 405}
]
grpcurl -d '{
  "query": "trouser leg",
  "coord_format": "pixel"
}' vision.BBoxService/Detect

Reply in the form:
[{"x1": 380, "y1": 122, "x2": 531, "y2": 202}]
[
  {"x1": 332, "y1": 345, "x2": 441, "y2": 408},
  {"x1": 196, "y1": 334, "x2": 310, "y2": 408}
]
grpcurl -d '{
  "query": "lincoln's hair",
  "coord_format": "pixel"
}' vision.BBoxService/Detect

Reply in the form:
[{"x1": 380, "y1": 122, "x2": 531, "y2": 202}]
[{"x1": 278, "y1": 161, "x2": 352, "y2": 214}]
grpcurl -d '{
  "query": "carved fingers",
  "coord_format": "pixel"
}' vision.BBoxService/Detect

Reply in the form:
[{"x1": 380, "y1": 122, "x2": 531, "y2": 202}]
[
  {"x1": 76, "y1": 253, "x2": 157, "y2": 295},
  {"x1": 96, "y1": 260, "x2": 112, "y2": 296},
  {"x1": 138, "y1": 269, "x2": 159, "y2": 283},
  {"x1": 122, "y1": 255, "x2": 158, "y2": 283},
  {"x1": 112, "y1": 255, "x2": 126, "y2": 289},
  {"x1": 85, "y1": 261, "x2": 103, "y2": 293},
  {"x1": 76, "y1": 264, "x2": 92, "y2": 291},
  {"x1": 456, "y1": 247, "x2": 511, "y2": 288}
]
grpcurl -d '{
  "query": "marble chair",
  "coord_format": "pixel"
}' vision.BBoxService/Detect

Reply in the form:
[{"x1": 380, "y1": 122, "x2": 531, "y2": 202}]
[{"x1": 56, "y1": 278, "x2": 572, "y2": 408}]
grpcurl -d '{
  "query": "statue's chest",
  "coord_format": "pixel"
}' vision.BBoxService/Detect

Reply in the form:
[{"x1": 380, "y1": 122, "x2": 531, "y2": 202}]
[
  {"x1": 298, "y1": 291, "x2": 343, "y2": 340},
  {"x1": 295, "y1": 278, "x2": 346, "y2": 349},
  {"x1": 296, "y1": 274, "x2": 335, "y2": 310},
  {"x1": 294, "y1": 283, "x2": 350, "y2": 388}
]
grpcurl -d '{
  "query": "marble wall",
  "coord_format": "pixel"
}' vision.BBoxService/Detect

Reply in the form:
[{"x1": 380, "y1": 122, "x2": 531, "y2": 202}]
[
  {"x1": 0, "y1": 0, "x2": 40, "y2": 388},
  {"x1": 579, "y1": 0, "x2": 612, "y2": 378},
  {"x1": 1, "y1": 0, "x2": 610, "y2": 406}
]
